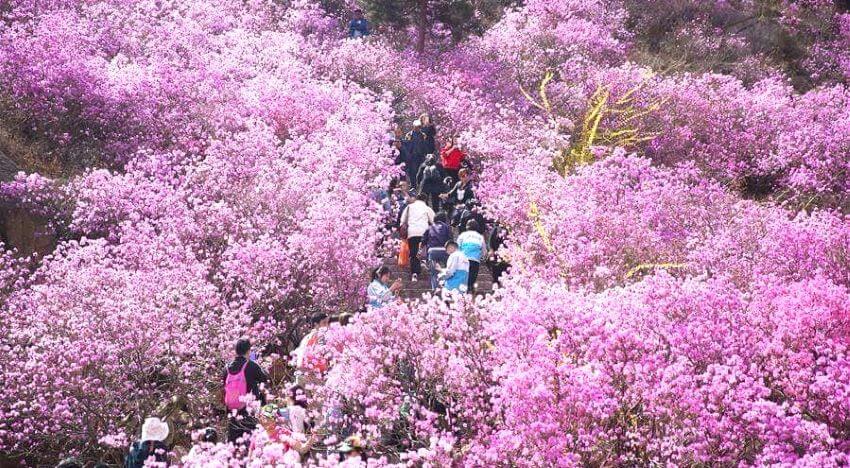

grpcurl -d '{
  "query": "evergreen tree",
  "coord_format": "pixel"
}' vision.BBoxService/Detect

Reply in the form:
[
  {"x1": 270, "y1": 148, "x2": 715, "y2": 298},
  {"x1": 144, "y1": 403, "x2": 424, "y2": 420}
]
[{"x1": 357, "y1": 0, "x2": 517, "y2": 52}]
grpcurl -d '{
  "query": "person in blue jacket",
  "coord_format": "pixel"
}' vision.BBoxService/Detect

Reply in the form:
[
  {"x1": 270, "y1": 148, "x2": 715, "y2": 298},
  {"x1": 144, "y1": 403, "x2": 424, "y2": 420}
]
[
  {"x1": 457, "y1": 219, "x2": 487, "y2": 292},
  {"x1": 349, "y1": 9, "x2": 370, "y2": 38}
]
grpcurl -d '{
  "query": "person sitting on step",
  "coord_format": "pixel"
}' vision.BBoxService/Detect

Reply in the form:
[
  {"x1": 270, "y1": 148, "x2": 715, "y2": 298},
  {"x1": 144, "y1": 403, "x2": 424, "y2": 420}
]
[{"x1": 366, "y1": 266, "x2": 402, "y2": 308}]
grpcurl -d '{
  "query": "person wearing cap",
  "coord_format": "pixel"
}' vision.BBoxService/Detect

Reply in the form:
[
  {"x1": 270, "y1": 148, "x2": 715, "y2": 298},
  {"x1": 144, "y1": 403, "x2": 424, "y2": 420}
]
[
  {"x1": 124, "y1": 417, "x2": 170, "y2": 467},
  {"x1": 348, "y1": 9, "x2": 370, "y2": 38},
  {"x1": 404, "y1": 116, "x2": 434, "y2": 185}
]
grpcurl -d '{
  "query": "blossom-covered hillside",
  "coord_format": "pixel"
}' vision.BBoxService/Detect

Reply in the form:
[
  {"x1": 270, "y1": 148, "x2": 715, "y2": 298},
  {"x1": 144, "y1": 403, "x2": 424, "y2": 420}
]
[{"x1": 0, "y1": 0, "x2": 848, "y2": 466}]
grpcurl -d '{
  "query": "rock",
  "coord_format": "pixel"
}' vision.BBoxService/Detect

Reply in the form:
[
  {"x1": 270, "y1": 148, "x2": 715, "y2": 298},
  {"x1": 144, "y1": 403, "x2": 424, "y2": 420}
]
[{"x1": 0, "y1": 150, "x2": 57, "y2": 257}]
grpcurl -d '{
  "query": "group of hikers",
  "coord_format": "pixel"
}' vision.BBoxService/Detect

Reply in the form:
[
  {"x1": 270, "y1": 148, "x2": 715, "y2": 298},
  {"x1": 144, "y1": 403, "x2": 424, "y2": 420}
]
[
  {"x1": 113, "y1": 325, "x2": 362, "y2": 467},
  {"x1": 51, "y1": 5, "x2": 508, "y2": 466},
  {"x1": 90, "y1": 106, "x2": 506, "y2": 467},
  {"x1": 369, "y1": 113, "x2": 510, "y2": 307}
]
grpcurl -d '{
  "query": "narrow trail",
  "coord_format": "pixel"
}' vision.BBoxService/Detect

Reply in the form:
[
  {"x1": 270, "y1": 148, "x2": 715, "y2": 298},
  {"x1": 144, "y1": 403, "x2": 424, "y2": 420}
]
[
  {"x1": 375, "y1": 122, "x2": 497, "y2": 301},
  {"x1": 381, "y1": 255, "x2": 494, "y2": 300}
]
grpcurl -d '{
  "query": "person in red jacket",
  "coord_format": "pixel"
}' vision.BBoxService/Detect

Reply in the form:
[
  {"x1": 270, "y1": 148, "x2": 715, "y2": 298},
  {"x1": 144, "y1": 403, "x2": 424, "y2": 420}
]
[{"x1": 439, "y1": 136, "x2": 465, "y2": 183}]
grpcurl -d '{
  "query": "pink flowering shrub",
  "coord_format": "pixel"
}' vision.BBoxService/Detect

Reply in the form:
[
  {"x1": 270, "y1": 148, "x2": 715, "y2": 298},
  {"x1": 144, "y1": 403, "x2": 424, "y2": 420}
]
[
  {"x1": 777, "y1": 85, "x2": 850, "y2": 203},
  {"x1": 0, "y1": 172, "x2": 71, "y2": 227},
  {"x1": 0, "y1": 236, "x2": 251, "y2": 459},
  {"x1": 0, "y1": 243, "x2": 28, "y2": 300},
  {"x1": 481, "y1": 273, "x2": 850, "y2": 466},
  {"x1": 530, "y1": 67, "x2": 850, "y2": 208},
  {"x1": 303, "y1": 271, "x2": 850, "y2": 465},
  {"x1": 0, "y1": 0, "x2": 281, "y2": 164},
  {"x1": 0, "y1": 0, "x2": 395, "y2": 462},
  {"x1": 691, "y1": 205, "x2": 850, "y2": 289},
  {"x1": 478, "y1": 0, "x2": 630, "y2": 85},
  {"x1": 0, "y1": 0, "x2": 849, "y2": 465},
  {"x1": 481, "y1": 149, "x2": 849, "y2": 292},
  {"x1": 316, "y1": 296, "x2": 495, "y2": 462},
  {"x1": 488, "y1": 153, "x2": 717, "y2": 288}
]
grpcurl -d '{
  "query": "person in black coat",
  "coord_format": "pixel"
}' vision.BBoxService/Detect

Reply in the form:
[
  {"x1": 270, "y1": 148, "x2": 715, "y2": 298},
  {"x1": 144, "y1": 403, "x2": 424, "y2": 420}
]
[
  {"x1": 405, "y1": 115, "x2": 436, "y2": 185},
  {"x1": 455, "y1": 201, "x2": 487, "y2": 234},
  {"x1": 486, "y1": 222, "x2": 510, "y2": 286},
  {"x1": 440, "y1": 167, "x2": 475, "y2": 216},
  {"x1": 223, "y1": 338, "x2": 269, "y2": 444},
  {"x1": 393, "y1": 138, "x2": 418, "y2": 187},
  {"x1": 404, "y1": 137, "x2": 426, "y2": 186},
  {"x1": 417, "y1": 154, "x2": 444, "y2": 211},
  {"x1": 419, "y1": 113, "x2": 437, "y2": 156}
]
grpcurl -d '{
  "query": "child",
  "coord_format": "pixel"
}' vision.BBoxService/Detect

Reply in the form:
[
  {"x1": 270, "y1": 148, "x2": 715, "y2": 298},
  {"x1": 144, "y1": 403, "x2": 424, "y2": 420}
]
[{"x1": 439, "y1": 241, "x2": 469, "y2": 292}]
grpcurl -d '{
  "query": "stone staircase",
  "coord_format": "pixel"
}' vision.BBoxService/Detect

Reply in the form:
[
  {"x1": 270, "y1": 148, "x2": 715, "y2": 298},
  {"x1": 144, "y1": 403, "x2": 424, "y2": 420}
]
[{"x1": 381, "y1": 254, "x2": 494, "y2": 300}]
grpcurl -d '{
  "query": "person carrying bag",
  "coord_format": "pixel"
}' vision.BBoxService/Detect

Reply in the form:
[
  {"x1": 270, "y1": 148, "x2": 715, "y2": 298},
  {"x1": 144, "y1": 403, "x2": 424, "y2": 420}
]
[{"x1": 397, "y1": 193, "x2": 435, "y2": 281}]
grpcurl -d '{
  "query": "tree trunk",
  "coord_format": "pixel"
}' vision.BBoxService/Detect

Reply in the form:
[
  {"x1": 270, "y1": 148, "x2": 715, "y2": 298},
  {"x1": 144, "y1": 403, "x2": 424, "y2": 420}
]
[{"x1": 415, "y1": 0, "x2": 428, "y2": 54}]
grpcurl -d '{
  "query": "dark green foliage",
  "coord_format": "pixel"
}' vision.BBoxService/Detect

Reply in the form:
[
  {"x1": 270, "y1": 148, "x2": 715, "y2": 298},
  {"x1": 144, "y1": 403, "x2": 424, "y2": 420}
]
[{"x1": 356, "y1": 0, "x2": 518, "y2": 50}]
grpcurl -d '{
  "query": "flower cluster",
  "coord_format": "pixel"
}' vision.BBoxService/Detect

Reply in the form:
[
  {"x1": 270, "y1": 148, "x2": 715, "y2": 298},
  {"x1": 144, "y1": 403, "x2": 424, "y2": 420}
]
[
  {"x1": 0, "y1": 0, "x2": 848, "y2": 465},
  {"x1": 0, "y1": 0, "x2": 395, "y2": 462}
]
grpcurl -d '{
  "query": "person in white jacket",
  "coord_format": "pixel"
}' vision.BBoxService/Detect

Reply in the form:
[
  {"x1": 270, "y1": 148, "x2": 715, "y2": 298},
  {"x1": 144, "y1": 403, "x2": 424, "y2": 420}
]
[
  {"x1": 399, "y1": 193, "x2": 435, "y2": 281},
  {"x1": 439, "y1": 241, "x2": 469, "y2": 292}
]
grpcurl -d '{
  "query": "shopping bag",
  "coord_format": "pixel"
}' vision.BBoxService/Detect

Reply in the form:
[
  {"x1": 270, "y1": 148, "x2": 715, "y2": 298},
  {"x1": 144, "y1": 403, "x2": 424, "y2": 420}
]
[{"x1": 398, "y1": 239, "x2": 410, "y2": 266}]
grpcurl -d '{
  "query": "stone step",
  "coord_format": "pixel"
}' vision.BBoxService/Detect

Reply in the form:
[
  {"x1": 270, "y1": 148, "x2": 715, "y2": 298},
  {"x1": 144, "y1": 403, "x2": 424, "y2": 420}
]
[{"x1": 380, "y1": 255, "x2": 495, "y2": 300}]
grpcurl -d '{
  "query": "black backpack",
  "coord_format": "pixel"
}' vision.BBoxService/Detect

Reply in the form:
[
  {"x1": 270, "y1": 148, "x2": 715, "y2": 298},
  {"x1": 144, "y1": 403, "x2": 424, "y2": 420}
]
[
  {"x1": 125, "y1": 440, "x2": 168, "y2": 468},
  {"x1": 423, "y1": 165, "x2": 440, "y2": 184}
]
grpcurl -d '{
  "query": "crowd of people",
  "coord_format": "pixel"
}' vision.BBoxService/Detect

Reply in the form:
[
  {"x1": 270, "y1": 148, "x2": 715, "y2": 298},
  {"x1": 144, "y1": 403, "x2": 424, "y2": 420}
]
[
  {"x1": 369, "y1": 113, "x2": 510, "y2": 307},
  {"x1": 115, "y1": 325, "x2": 360, "y2": 467},
  {"x1": 48, "y1": 4, "x2": 507, "y2": 465},
  {"x1": 109, "y1": 109, "x2": 508, "y2": 467}
]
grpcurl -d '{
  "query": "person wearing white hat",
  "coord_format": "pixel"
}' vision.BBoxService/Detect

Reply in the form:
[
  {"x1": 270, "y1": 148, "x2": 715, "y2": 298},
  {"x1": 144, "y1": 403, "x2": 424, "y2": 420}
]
[{"x1": 124, "y1": 417, "x2": 169, "y2": 468}]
